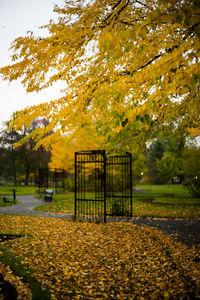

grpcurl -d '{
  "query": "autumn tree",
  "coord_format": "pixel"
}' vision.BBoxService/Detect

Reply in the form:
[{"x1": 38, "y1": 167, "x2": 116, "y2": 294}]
[{"x1": 0, "y1": 0, "x2": 199, "y2": 160}]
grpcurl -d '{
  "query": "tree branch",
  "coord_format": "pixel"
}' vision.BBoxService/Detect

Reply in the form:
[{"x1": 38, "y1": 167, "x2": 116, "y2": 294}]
[
  {"x1": 135, "y1": 0, "x2": 151, "y2": 9},
  {"x1": 122, "y1": 54, "x2": 161, "y2": 76},
  {"x1": 102, "y1": 0, "x2": 130, "y2": 26}
]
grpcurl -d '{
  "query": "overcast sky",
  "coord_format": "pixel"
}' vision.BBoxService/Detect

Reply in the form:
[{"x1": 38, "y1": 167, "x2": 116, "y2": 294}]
[{"x1": 0, "y1": 0, "x2": 65, "y2": 128}]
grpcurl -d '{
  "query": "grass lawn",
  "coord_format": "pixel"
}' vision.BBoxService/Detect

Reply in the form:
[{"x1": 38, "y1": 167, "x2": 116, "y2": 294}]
[
  {"x1": 0, "y1": 197, "x2": 17, "y2": 207},
  {"x1": 0, "y1": 185, "x2": 37, "y2": 207},
  {"x1": 0, "y1": 186, "x2": 38, "y2": 196},
  {"x1": 34, "y1": 184, "x2": 200, "y2": 219},
  {"x1": 133, "y1": 184, "x2": 200, "y2": 219},
  {"x1": 136, "y1": 184, "x2": 190, "y2": 195},
  {"x1": 0, "y1": 215, "x2": 199, "y2": 299}
]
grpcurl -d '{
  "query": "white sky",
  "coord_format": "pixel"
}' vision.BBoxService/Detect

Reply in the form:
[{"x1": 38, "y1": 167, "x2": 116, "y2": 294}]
[{"x1": 0, "y1": 0, "x2": 65, "y2": 128}]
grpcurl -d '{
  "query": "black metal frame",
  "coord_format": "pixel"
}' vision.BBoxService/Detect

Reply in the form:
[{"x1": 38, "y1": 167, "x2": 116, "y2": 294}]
[
  {"x1": 75, "y1": 150, "x2": 106, "y2": 222},
  {"x1": 38, "y1": 168, "x2": 65, "y2": 194},
  {"x1": 106, "y1": 153, "x2": 132, "y2": 217},
  {"x1": 75, "y1": 150, "x2": 132, "y2": 222}
]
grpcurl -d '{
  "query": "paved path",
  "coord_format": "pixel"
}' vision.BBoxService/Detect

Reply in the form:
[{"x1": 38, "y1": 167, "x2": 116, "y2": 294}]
[
  {"x1": 110, "y1": 217, "x2": 200, "y2": 247},
  {"x1": 0, "y1": 195, "x2": 199, "y2": 247},
  {"x1": 0, "y1": 195, "x2": 72, "y2": 219}
]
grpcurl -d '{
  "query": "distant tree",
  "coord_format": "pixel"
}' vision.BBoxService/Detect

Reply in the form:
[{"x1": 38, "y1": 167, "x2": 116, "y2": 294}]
[
  {"x1": 20, "y1": 118, "x2": 51, "y2": 185},
  {"x1": 156, "y1": 152, "x2": 180, "y2": 183},
  {"x1": 182, "y1": 144, "x2": 200, "y2": 197},
  {"x1": 0, "y1": 118, "x2": 51, "y2": 185},
  {"x1": 0, "y1": 128, "x2": 22, "y2": 185},
  {"x1": 132, "y1": 153, "x2": 148, "y2": 183},
  {"x1": 182, "y1": 145, "x2": 200, "y2": 178},
  {"x1": 146, "y1": 138, "x2": 166, "y2": 183},
  {"x1": 0, "y1": 148, "x2": 13, "y2": 184}
]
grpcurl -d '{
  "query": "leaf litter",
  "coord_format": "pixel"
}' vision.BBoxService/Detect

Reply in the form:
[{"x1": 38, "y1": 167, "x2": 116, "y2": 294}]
[{"x1": 0, "y1": 215, "x2": 199, "y2": 299}]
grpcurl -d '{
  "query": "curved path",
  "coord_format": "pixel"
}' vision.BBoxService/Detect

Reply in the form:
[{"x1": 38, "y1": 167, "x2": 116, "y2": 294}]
[
  {"x1": 0, "y1": 195, "x2": 72, "y2": 219},
  {"x1": 0, "y1": 195, "x2": 199, "y2": 247}
]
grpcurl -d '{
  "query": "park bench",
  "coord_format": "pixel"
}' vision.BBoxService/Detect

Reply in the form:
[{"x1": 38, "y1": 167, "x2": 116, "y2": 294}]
[{"x1": 40, "y1": 189, "x2": 54, "y2": 201}]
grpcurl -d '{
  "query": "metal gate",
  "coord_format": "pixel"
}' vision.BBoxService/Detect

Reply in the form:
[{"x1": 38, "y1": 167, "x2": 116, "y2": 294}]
[
  {"x1": 75, "y1": 150, "x2": 132, "y2": 222},
  {"x1": 106, "y1": 153, "x2": 132, "y2": 217}
]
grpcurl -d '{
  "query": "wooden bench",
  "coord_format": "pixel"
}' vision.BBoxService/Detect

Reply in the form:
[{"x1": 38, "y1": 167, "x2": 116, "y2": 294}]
[{"x1": 40, "y1": 189, "x2": 54, "y2": 201}]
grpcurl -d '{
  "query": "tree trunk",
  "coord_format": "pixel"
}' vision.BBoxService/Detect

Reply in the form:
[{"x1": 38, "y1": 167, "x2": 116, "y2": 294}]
[
  {"x1": 25, "y1": 158, "x2": 30, "y2": 186},
  {"x1": 11, "y1": 146, "x2": 17, "y2": 186}
]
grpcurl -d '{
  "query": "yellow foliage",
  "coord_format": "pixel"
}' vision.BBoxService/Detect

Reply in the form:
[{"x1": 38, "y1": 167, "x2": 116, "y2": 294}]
[
  {"x1": 0, "y1": 260, "x2": 31, "y2": 299},
  {"x1": 0, "y1": 0, "x2": 200, "y2": 162},
  {"x1": 0, "y1": 215, "x2": 199, "y2": 299}
]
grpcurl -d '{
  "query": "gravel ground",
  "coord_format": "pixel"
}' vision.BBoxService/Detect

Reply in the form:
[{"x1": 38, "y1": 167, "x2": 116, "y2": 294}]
[{"x1": 0, "y1": 195, "x2": 199, "y2": 248}]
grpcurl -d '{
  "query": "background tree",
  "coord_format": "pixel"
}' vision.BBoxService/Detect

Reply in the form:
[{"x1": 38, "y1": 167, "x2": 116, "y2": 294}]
[
  {"x1": 182, "y1": 144, "x2": 200, "y2": 178},
  {"x1": 156, "y1": 152, "x2": 180, "y2": 184},
  {"x1": 182, "y1": 144, "x2": 200, "y2": 197},
  {"x1": 0, "y1": 118, "x2": 51, "y2": 185},
  {"x1": 146, "y1": 138, "x2": 166, "y2": 183},
  {"x1": 132, "y1": 153, "x2": 148, "y2": 183},
  {"x1": 0, "y1": 128, "x2": 22, "y2": 185},
  {"x1": 20, "y1": 118, "x2": 51, "y2": 185},
  {"x1": 0, "y1": 0, "x2": 199, "y2": 160}
]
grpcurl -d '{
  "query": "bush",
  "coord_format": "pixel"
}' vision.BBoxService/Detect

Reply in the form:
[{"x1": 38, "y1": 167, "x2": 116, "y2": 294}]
[
  {"x1": 110, "y1": 198, "x2": 129, "y2": 216},
  {"x1": 183, "y1": 177, "x2": 200, "y2": 198}
]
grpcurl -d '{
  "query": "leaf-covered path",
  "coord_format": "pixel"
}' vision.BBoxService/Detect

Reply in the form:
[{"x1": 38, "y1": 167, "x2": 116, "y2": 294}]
[{"x1": 0, "y1": 195, "x2": 199, "y2": 247}]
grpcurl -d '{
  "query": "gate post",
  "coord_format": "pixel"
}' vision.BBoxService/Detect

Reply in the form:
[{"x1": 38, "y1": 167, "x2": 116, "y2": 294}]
[
  {"x1": 103, "y1": 151, "x2": 106, "y2": 223},
  {"x1": 74, "y1": 152, "x2": 77, "y2": 219},
  {"x1": 129, "y1": 152, "x2": 133, "y2": 217}
]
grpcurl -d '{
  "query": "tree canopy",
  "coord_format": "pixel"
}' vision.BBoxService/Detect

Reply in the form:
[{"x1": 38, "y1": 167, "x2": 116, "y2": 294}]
[{"x1": 1, "y1": 0, "x2": 200, "y2": 157}]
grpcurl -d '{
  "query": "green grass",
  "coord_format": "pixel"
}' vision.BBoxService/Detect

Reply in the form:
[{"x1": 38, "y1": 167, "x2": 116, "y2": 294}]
[
  {"x1": 35, "y1": 193, "x2": 74, "y2": 214},
  {"x1": 0, "y1": 246, "x2": 50, "y2": 299},
  {"x1": 0, "y1": 186, "x2": 38, "y2": 195},
  {"x1": 133, "y1": 184, "x2": 200, "y2": 218},
  {"x1": 34, "y1": 184, "x2": 200, "y2": 219},
  {"x1": 0, "y1": 196, "x2": 17, "y2": 207},
  {"x1": 135, "y1": 184, "x2": 190, "y2": 196}
]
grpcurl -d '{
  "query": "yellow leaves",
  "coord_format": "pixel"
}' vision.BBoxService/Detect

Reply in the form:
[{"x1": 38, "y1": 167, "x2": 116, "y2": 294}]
[
  {"x1": 0, "y1": 261, "x2": 32, "y2": 299},
  {"x1": 163, "y1": 291, "x2": 170, "y2": 298},
  {"x1": 0, "y1": 215, "x2": 200, "y2": 299},
  {"x1": 187, "y1": 127, "x2": 200, "y2": 137},
  {"x1": 0, "y1": 0, "x2": 200, "y2": 154}
]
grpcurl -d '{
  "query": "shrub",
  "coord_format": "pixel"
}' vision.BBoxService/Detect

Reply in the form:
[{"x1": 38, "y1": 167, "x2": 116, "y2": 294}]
[{"x1": 183, "y1": 177, "x2": 200, "y2": 198}]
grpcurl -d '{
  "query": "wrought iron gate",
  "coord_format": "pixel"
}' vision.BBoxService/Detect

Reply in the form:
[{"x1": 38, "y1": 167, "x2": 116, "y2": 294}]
[
  {"x1": 75, "y1": 150, "x2": 132, "y2": 222},
  {"x1": 75, "y1": 151, "x2": 106, "y2": 222},
  {"x1": 106, "y1": 153, "x2": 132, "y2": 217}
]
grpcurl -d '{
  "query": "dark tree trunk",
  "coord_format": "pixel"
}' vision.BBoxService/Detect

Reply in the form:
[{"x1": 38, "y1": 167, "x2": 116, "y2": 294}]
[
  {"x1": 11, "y1": 146, "x2": 17, "y2": 186},
  {"x1": 25, "y1": 158, "x2": 30, "y2": 186}
]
